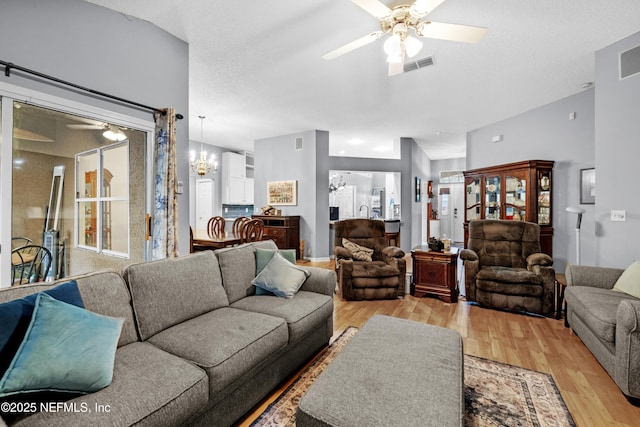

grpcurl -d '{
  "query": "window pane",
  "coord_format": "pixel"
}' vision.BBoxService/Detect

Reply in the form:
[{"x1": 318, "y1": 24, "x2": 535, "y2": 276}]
[
  {"x1": 102, "y1": 143, "x2": 128, "y2": 198},
  {"x1": 79, "y1": 201, "x2": 97, "y2": 248},
  {"x1": 77, "y1": 154, "x2": 98, "y2": 198},
  {"x1": 105, "y1": 200, "x2": 128, "y2": 253}
]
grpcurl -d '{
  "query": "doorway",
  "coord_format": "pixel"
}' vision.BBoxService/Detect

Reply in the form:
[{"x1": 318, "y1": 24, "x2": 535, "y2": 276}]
[{"x1": 438, "y1": 171, "x2": 465, "y2": 243}]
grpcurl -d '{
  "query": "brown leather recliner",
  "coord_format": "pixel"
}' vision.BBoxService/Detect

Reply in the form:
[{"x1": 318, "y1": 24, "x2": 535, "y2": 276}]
[
  {"x1": 461, "y1": 220, "x2": 555, "y2": 316},
  {"x1": 334, "y1": 219, "x2": 406, "y2": 300}
]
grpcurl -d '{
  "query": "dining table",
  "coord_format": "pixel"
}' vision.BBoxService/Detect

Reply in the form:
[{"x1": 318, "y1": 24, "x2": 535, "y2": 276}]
[{"x1": 192, "y1": 232, "x2": 241, "y2": 250}]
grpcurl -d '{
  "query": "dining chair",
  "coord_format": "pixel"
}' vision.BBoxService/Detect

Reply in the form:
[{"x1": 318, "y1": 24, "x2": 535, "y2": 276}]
[
  {"x1": 240, "y1": 219, "x2": 264, "y2": 243},
  {"x1": 207, "y1": 216, "x2": 226, "y2": 238},
  {"x1": 11, "y1": 237, "x2": 34, "y2": 250},
  {"x1": 232, "y1": 216, "x2": 251, "y2": 237},
  {"x1": 11, "y1": 244, "x2": 53, "y2": 285}
]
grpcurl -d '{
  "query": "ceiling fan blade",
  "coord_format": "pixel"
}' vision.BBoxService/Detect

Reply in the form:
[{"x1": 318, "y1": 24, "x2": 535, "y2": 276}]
[
  {"x1": 417, "y1": 21, "x2": 488, "y2": 43},
  {"x1": 350, "y1": 0, "x2": 391, "y2": 19},
  {"x1": 388, "y1": 53, "x2": 405, "y2": 76},
  {"x1": 322, "y1": 31, "x2": 384, "y2": 60},
  {"x1": 410, "y1": 0, "x2": 447, "y2": 16}
]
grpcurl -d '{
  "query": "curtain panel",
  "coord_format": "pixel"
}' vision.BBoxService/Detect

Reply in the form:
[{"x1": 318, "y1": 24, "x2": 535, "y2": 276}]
[{"x1": 152, "y1": 108, "x2": 179, "y2": 259}]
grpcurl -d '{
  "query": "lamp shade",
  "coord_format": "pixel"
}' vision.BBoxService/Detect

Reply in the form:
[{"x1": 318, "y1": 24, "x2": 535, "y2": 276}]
[{"x1": 404, "y1": 36, "x2": 423, "y2": 58}]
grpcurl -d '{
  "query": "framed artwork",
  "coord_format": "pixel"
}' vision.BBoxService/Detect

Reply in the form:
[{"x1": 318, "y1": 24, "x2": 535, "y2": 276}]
[
  {"x1": 267, "y1": 180, "x2": 297, "y2": 205},
  {"x1": 415, "y1": 177, "x2": 421, "y2": 202},
  {"x1": 580, "y1": 168, "x2": 595, "y2": 204}
]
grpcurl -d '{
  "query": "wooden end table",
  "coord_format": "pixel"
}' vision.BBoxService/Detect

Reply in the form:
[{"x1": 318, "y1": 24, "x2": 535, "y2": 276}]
[{"x1": 411, "y1": 246, "x2": 459, "y2": 303}]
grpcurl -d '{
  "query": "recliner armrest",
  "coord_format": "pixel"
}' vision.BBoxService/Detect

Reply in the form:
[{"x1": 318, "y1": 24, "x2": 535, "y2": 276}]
[
  {"x1": 460, "y1": 249, "x2": 478, "y2": 262},
  {"x1": 334, "y1": 246, "x2": 353, "y2": 260},
  {"x1": 526, "y1": 253, "x2": 553, "y2": 268}
]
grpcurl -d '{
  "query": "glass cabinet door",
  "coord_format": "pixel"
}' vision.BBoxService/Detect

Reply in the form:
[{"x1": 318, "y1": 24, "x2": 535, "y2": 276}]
[
  {"x1": 537, "y1": 171, "x2": 551, "y2": 225},
  {"x1": 465, "y1": 178, "x2": 481, "y2": 221},
  {"x1": 504, "y1": 173, "x2": 526, "y2": 221},
  {"x1": 485, "y1": 176, "x2": 501, "y2": 219}
]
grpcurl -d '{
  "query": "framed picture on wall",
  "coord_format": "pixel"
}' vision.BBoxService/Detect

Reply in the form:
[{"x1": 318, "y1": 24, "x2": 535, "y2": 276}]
[
  {"x1": 415, "y1": 177, "x2": 421, "y2": 202},
  {"x1": 267, "y1": 180, "x2": 297, "y2": 205},
  {"x1": 580, "y1": 168, "x2": 595, "y2": 204}
]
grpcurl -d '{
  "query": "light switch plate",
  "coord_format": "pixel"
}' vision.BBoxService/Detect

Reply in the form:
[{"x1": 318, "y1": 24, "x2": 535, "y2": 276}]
[{"x1": 611, "y1": 210, "x2": 627, "y2": 221}]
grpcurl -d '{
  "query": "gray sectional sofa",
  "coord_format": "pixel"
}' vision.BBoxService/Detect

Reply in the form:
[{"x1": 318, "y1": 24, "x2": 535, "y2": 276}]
[
  {"x1": 564, "y1": 265, "x2": 640, "y2": 400},
  {"x1": 0, "y1": 240, "x2": 336, "y2": 426}
]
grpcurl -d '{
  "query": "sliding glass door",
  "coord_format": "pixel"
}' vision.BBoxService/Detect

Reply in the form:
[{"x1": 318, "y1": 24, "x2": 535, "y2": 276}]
[{"x1": 0, "y1": 89, "x2": 154, "y2": 287}]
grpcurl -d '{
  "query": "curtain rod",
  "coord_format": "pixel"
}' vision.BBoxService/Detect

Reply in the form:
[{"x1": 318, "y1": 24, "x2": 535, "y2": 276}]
[{"x1": 1, "y1": 60, "x2": 183, "y2": 120}]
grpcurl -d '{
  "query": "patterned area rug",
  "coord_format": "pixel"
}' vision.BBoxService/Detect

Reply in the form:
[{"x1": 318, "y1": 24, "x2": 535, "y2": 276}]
[{"x1": 251, "y1": 327, "x2": 576, "y2": 427}]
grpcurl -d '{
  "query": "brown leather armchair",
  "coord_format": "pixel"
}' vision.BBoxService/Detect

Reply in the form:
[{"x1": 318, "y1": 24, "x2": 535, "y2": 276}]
[
  {"x1": 461, "y1": 220, "x2": 555, "y2": 316},
  {"x1": 334, "y1": 219, "x2": 405, "y2": 300}
]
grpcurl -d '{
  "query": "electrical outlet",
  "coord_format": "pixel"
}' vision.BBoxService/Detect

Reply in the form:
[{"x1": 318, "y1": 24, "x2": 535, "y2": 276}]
[{"x1": 611, "y1": 210, "x2": 627, "y2": 222}]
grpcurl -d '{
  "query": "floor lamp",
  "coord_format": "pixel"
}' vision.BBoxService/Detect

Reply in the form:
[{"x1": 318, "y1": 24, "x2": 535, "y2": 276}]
[{"x1": 566, "y1": 206, "x2": 585, "y2": 265}]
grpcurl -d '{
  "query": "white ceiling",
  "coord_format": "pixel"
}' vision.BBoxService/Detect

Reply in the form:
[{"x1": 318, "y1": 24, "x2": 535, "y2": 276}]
[{"x1": 84, "y1": 0, "x2": 640, "y2": 159}]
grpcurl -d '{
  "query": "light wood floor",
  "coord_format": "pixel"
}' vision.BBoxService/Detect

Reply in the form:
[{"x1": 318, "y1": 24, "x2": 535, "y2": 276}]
[{"x1": 237, "y1": 259, "x2": 640, "y2": 427}]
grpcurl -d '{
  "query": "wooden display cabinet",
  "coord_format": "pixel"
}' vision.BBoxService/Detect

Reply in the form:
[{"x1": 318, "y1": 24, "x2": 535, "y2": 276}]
[
  {"x1": 84, "y1": 169, "x2": 113, "y2": 248},
  {"x1": 463, "y1": 160, "x2": 554, "y2": 256},
  {"x1": 252, "y1": 215, "x2": 301, "y2": 259}
]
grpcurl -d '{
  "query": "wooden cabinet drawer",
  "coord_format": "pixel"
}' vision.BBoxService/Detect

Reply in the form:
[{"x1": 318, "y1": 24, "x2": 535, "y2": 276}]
[
  {"x1": 415, "y1": 262, "x2": 448, "y2": 290},
  {"x1": 263, "y1": 227, "x2": 286, "y2": 239}
]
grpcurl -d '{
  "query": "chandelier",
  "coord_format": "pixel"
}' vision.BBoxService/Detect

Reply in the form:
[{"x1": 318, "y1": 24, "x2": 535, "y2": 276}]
[{"x1": 190, "y1": 115, "x2": 217, "y2": 176}]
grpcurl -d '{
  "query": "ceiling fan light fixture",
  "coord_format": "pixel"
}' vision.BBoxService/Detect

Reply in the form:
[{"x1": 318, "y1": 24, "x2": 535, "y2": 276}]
[
  {"x1": 386, "y1": 53, "x2": 403, "y2": 63},
  {"x1": 103, "y1": 127, "x2": 127, "y2": 141},
  {"x1": 404, "y1": 35, "x2": 423, "y2": 58},
  {"x1": 383, "y1": 33, "x2": 402, "y2": 56}
]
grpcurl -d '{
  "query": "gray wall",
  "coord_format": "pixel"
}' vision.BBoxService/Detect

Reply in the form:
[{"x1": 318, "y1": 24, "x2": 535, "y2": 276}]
[
  {"x1": 594, "y1": 31, "x2": 640, "y2": 268},
  {"x1": 0, "y1": 0, "x2": 190, "y2": 255},
  {"x1": 467, "y1": 89, "x2": 596, "y2": 272},
  {"x1": 254, "y1": 130, "x2": 330, "y2": 260}
]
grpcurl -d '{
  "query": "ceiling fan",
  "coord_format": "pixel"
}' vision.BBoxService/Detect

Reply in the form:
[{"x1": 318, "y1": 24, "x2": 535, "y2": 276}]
[
  {"x1": 65, "y1": 116, "x2": 128, "y2": 141},
  {"x1": 322, "y1": 0, "x2": 488, "y2": 76}
]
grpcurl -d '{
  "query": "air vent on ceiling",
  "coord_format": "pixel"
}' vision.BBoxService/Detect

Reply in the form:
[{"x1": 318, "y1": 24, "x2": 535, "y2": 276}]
[
  {"x1": 295, "y1": 137, "x2": 303, "y2": 150},
  {"x1": 404, "y1": 55, "x2": 435, "y2": 73}
]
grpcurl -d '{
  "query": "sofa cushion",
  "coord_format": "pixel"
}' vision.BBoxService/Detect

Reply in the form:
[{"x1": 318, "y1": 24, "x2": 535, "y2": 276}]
[
  {"x1": 0, "y1": 294, "x2": 123, "y2": 398},
  {"x1": 216, "y1": 240, "x2": 279, "y2": 303},
  {"x1": 10, "y1": 342, "x2": 208, "y2": 427},
  {"x1": 0, "y1": 270, "x2": 138, "y2": 348},
  {"x1": 252, "y1": 251, "x2": 309, "y2": 299},
  {"x1": 123, "y1": 251, "x2": 229, "y2": 341},
  {"x1": 147, "y1": 306, "x2": 287, "y2": 403},
  {"x1": 231, "y1": 291, "x2": 333, "y2": 343},
  {"x1": 613, "y1": 260, "x2": 640, "y2": 299},
  {"x1": 565, "y1": 286, "x2": 639, "y2": 344},
  {"x1": 0, "y1": 281, "x2": 84, "y2": 378}
]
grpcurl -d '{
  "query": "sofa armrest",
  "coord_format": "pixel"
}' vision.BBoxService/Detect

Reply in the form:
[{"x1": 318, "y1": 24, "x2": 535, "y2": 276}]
[
  {"x1": 565, "y1": 265, "x2": 624, "y2": 290},
  {"x1": 299, "y1": 266, "x2": 337, "y2": 296},
  {"x1": 526, "y1": 253, "x2": 553, "y2": 268},
  {"x1": 615, "y1": 299, "x2": 640, "y2": 398}
]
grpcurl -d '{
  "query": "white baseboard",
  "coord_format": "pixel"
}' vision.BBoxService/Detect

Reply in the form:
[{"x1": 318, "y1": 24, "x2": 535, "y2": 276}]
[{"x1": 306, "y1": 256, "x2": 331, "y2": 263}]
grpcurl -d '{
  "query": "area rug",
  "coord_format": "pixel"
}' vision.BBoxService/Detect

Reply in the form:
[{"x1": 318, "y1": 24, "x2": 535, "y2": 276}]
[{"x1": 251, "y1": 327, "x2": 576, "y2": 427}]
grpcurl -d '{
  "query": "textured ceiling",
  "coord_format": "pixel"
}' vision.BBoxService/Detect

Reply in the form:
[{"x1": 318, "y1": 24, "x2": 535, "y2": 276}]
[{"x1": 84, "y1": 0, "x2": 640, "y2": 159}]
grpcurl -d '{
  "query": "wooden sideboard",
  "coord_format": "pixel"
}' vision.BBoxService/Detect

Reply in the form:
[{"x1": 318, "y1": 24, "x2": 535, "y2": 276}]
[
  {"x1": 411, "y1": 246, "x2": 459, "y2": 303},
  {"x1": 252, "y1": 215, "x2": 301, "y2": 259}
]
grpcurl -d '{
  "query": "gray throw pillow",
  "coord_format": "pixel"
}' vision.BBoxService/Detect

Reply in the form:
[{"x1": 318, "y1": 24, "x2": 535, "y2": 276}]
[{"x1": 251, "y1": 251, "x2": 310, "y2": 299}]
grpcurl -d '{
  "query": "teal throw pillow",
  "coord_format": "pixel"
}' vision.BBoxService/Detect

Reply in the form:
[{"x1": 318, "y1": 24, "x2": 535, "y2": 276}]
[
  {"x1": 0, "y1": 280, "x2": 84, "y2": 377},
  {"x1": 251, "y1": 251, "x2": 309, "y2": 299},
  {"x1": 0, "y1": 293, "x2": 123, "y2": 397},
  {"x1": 255, "y1": 248, "x2": 297, "y2": 296}
]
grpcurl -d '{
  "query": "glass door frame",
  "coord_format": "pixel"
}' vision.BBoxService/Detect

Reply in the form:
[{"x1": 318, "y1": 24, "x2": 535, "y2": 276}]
[{"x1": 0, "y1": 81, "x2": 155, "y2": 288}]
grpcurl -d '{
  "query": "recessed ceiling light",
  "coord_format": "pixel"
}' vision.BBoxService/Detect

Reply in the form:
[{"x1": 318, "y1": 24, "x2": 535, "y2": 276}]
[
  {"x1": 436, "y1": 131, "x2": 444, "y2": 136},
  {"x1": 348, "y1": 138, "x2": 364, "y2": 145},
  {"x1": 339, "y1": 150, "x2": 346, "y2": 155}
]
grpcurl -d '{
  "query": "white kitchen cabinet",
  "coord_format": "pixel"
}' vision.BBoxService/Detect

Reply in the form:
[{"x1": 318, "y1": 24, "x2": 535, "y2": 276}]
[{"x1": 222, "y1": 152, "x2": 254, "y2": 204}]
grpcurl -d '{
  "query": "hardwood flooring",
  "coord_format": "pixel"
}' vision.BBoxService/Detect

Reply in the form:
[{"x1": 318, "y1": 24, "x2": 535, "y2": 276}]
[{"x1": 237, "y1": 259, "x2": 640, "y2": 427}]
